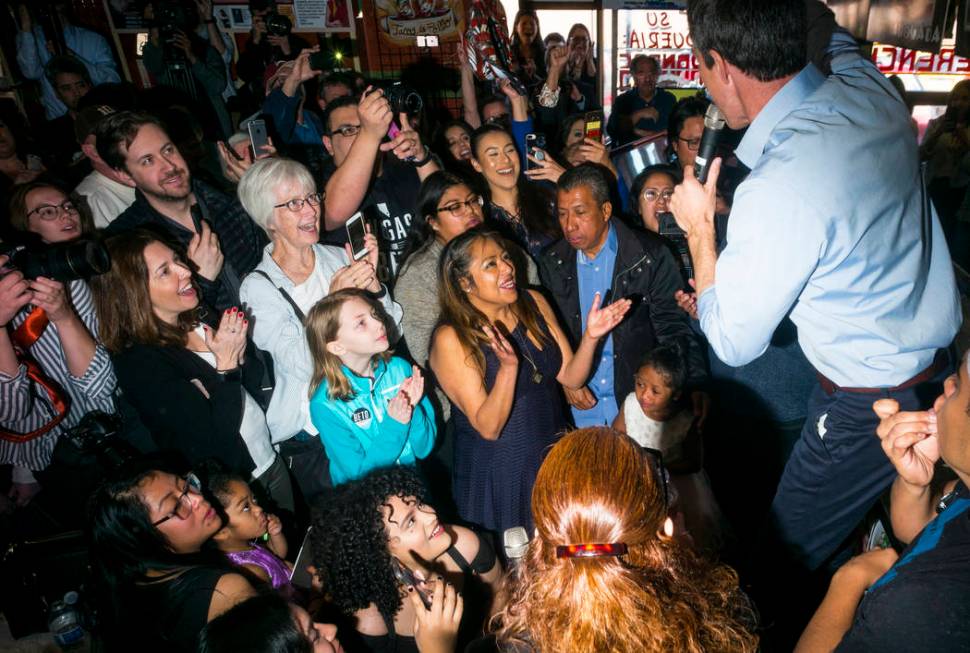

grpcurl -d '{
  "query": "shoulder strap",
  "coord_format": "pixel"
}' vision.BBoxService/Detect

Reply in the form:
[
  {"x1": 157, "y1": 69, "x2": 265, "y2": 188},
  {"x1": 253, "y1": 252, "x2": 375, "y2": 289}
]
[{"x1": 251, "y1": 270, "x2": 306, "y2": 324}]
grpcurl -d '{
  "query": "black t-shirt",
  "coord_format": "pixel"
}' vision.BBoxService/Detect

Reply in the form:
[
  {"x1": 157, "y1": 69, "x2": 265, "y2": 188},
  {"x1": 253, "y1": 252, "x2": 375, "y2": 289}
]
[
  {"x1": 835, "y1": 482, "x2": 970, "y2": 652},
  {"x1": 322, "y1": 158, "x2": 420, "y2": 284}
]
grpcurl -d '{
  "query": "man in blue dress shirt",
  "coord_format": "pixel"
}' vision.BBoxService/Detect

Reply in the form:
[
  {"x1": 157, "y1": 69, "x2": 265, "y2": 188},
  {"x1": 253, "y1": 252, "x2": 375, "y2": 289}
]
[{"x1": 670, "y1": 0, "x2": 961, "y2": 577}]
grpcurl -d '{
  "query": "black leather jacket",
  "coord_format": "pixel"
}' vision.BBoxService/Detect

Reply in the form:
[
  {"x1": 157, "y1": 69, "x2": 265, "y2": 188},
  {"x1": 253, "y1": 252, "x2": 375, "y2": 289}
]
[{"x1": 538, "y1": 219, "x2": 707, "y2": 402}]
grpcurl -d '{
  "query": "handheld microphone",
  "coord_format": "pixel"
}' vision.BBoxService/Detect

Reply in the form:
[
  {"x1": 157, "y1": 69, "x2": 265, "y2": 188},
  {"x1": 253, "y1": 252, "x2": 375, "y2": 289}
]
[
  {"x1": 693, "y1": 104, "x2": 726, "y2": 184},
  {"x1": 503, "y1": 527, "x2": 529, "y2": 564}
]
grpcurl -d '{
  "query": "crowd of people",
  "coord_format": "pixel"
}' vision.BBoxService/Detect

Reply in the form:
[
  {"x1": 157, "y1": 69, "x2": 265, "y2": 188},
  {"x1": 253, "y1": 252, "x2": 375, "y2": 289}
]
[{"x1": 1, "y1": 0, "x2": 969, "y2": 651}]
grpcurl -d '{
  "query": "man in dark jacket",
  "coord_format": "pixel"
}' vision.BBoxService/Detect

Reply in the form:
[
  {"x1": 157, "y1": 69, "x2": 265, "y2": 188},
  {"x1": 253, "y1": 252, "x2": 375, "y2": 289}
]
[
  {"x1": 97, "y1": 111, "x2": 267, "y2": 311},
  {"x1": 539, "y1": 164, "x2": 707, "y2": 427}
]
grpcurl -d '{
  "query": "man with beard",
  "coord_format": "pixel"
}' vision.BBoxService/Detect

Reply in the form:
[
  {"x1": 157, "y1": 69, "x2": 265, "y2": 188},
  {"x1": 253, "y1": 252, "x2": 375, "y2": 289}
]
[
  {"x1": 606, "y1": 55, "x2": 676, "y2": 146},
  {"x1": 99, "y1": 112, "x2": 267, "y2": 310}
]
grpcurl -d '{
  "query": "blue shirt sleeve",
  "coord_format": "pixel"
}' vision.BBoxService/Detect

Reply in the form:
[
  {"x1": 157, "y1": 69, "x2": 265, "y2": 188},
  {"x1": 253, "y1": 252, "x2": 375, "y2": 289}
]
[
  {"x1": 697, "y1": 176, "x2": 825, "y2": 367},
  {"x1": 510, "y1": 116, "x2": 534, "y2": 164},
  {"x1": 263, "y1": 89, "x2": 301, "y2": 144}
]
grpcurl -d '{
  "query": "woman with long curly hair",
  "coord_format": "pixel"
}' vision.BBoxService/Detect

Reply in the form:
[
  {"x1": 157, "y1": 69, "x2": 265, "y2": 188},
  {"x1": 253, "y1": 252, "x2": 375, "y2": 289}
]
[
  {"x1": 311, "y1": 465, "x2": 502, "y2": 652},
  {"x1": 494, "y1": 427, "x2": 758, "y2": 653}
]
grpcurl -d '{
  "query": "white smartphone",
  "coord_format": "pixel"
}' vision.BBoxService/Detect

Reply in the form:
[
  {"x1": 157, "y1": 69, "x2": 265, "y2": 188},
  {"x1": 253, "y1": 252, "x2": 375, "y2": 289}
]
[{"x1": 346, "y1": 212, "x2": 368, "y2": 261}]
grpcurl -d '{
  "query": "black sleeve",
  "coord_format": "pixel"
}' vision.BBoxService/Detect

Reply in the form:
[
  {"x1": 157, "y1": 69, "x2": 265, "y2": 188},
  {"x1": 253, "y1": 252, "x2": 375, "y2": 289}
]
[
  {"x1": 469, "y1": 531, "x2": 498, "y2": 575},
  {"x1": 645, "y1": 242, "x2": 708, "y2": 385},
  {"x1": 113, "y1": 347, "x2": 254, "y2": 472}
]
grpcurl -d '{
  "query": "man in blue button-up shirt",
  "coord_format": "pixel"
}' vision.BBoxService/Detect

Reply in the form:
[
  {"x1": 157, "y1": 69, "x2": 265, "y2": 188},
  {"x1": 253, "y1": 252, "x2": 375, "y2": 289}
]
[{"x1": 671, "y1": 0, "x2": 961, "y2": 580}]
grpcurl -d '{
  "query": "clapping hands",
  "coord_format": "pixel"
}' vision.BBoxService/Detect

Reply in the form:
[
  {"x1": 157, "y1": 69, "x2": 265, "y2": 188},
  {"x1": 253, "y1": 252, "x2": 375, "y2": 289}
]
[
  {"x1": 584, "y1": 291, "x2": 632, "y2": 340},
  {"x1": 387, "y1": 366, "x2": 425, "y2": 424}
]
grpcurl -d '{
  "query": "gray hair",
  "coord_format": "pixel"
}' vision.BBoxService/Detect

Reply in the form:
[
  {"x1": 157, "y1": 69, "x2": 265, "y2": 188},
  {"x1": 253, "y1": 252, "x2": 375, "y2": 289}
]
[{"x1": 237, "y1": 157, "x2": 316, "y2": 236}]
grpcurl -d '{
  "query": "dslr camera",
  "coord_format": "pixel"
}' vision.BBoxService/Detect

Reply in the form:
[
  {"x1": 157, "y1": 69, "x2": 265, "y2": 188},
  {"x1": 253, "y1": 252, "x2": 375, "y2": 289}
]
[
  {"x1": 0, "y1": 238, "x2": 110, "y2": 283},
  {"x1": 384, "y1": 82, "x2": 423, "y2": 116}
]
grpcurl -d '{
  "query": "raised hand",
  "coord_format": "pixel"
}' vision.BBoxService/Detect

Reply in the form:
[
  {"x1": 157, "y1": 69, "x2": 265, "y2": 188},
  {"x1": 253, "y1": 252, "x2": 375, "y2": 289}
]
[
  {"x1": 194, "y1": 0, "x2": 214, "y2": 20},
  {"x1": 187, "y1": 220, "x2": 224, "y2": 281},
  {"x1": 523, "y1": 148, "x2": 566, "y2": 184},
  {"x1": 399, "y1": 366, "x2": 425, "y2": 408},
  {"x1": 576, "y1": 137, "x2": 610, "y2": 167},
  {"x1": 584, "y1": 292, "x2": 632, "y2": 340},
  {"x1": 387, "y1": 387, "x2": 414, "y2": 424},
  {"x1": 485, "y1": 324, "x2": 518, "y2": 370},
  {"x1": 358, "y1": 86, "x2": 393, "y2": 140},
  {"x1": 0, "y1": 259, "x2": 33, "y2": 327},
  {"x1": 674, "y1": 279, "x2": 698, "y2": 320},
  {"x1": 873, "y1": 398, "x2": 940, "y2": 489},
  {"x1": 204, "y1": 307, "x2": 248, "y2": 371},
  {"x1": 409, "y1": 579, "x2": 463, "y2": 653},
  {"x1": 27, "y1": 277, "x2": 75, "y2": 323},
  {"x1": 381, "y1": 113, "x2": 426, "y2": 162},
  {"x1": 331, "y1": 256, "x2": 379, "y2": 292},
  {"x1": 548, "y1": 45, "x2": 567, "y2": 72}
]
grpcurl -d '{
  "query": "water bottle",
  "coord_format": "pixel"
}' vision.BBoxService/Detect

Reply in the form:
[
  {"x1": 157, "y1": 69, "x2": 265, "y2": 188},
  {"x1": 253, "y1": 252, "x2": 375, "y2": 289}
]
[{"x1": 48, "y1": 591, "x2": 86, "y2": 650}]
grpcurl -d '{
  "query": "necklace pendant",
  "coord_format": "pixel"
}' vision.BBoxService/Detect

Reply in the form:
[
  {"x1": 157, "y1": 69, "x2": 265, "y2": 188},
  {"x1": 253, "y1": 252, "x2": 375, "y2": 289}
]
[{"x1": 531, "y1": 370, "x2": 544, "y2": 385}]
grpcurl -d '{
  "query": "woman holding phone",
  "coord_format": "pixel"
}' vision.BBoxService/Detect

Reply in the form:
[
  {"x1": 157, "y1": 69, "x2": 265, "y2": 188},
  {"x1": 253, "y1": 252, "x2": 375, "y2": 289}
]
[{"x1": 237, "y1": 158, "x2": 402, "y2": 499}]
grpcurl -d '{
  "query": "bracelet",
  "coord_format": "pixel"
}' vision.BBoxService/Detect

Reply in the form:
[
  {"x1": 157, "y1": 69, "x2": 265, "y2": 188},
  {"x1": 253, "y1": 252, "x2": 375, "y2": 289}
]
[
  {"x1": 538, "y1": 83, "x2": 560, "y2": 108},
  {"x1": 410, "y1": 149, "x2": 433, "y2": 167}
]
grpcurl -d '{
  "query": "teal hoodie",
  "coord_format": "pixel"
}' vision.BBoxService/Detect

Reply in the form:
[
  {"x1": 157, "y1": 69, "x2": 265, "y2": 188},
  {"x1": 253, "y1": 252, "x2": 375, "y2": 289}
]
[{"x1": 308, "y1": 356, "x2": 436, "y2": 485}]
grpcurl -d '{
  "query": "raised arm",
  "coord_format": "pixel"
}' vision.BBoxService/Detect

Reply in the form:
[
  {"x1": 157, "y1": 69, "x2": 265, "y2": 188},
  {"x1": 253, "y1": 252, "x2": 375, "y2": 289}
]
[
  {"x1": 461, "y1": 59, "x2": 482, "y2": 128},
  {"x1": 323, "y1": 89, "x2": 391, "y2": 229},
  {"x1": 430, "y1": 325, "x2": 517, "y2": 441},
  {"x1": 530, "y1": 289, "x2": 630, "y2": 390}
]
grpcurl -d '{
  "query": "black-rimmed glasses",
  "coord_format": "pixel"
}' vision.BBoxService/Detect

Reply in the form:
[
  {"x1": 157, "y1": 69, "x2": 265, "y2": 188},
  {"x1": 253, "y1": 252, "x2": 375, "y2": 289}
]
[
  {"x1": 436, "y1": 196, "x2": 484, "y2": 218},
  {"x1": 678, "y1": 136, "x2": 701, "y2": 151},
  {"x1": 274, "y1": 192, "x2": 323, "y2": 213},
  {"x1": 27, "y1": 200, "x2": 79, "y2": 221},
  {"x1": 152, "y1": 473, "x2": 202, "y2": 527}
]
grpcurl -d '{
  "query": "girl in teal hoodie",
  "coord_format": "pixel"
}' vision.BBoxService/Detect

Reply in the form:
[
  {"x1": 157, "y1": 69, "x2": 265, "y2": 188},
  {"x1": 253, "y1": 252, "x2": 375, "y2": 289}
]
[{"x1": 306, "y1": 289, "x2": 436, "y2": 485}]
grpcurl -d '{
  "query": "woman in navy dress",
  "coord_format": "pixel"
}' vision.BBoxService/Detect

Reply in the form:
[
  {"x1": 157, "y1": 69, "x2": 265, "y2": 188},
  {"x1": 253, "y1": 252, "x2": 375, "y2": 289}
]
[{"x1": 430, "y1": 229, "x2": 629, "y2": 535}]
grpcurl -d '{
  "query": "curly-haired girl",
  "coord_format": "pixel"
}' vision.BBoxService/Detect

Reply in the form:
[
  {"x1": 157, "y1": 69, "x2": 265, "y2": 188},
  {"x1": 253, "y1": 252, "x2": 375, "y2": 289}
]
[
  {"x1": 494, "y1": 427, "x2": 758, "y2": 653},
  {"x1": 312, "y1": 466, "x2": 503, "y2": 651}
]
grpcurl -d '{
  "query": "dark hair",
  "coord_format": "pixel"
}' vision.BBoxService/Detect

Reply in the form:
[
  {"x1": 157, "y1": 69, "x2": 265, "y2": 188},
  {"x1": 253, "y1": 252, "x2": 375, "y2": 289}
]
[
  {"x1": 687, "y1": 0, "x2": 807, "y2": 82},
  {"x1": 471, "y1": 124, "x2": 559, "y2": 240},
  {"x1": 7, "y1": 180, "x2": 93, "y2": 236},
  {"x1": 206, "y1": 468, "x2": 249, "y2": 508},
  {"x1": 637, "y1": 342, "x2": 688, "y2": 395},
  {"x1": 431, "y1": 119, "x2": 475, "y2": 172},
  {"x1": 199, "y1": 592, "x2": 312, "y2": 653},
  {"x1": 322, "y1": 95, "x2": 359, "y2": 136},
  {"x1": 478, "y1": 94, "x2": 509, "y2": 119},
  {"x1": 94, "y1": 110, "x2": 165, "y2": 171},
  {"x1": 436, "y1": 228, "x2": 549, "y2": 374},
  {"x1": 311, "y1": 466, "x2": 428, "y2": 621},
  {"x1": 510, "y1": 10, "x2": 545, "y2": 71},
  {"x1": 90, "y1": 229, "x2": 203, "y2": 353},
  {"x1": 666, "y1": 95, "x2": 710, "y2": 161},
  {"x1": 630, "y1": 54, "x2": 659, "y2": 75},
  {"x1": 558, "y1": 163, "x2": 612, "y2": 207},
  {"x1": 88, "y1": 458, "x2": 231, "y2": 639},
  {"x1": 630, "y1": 164, "x2": 681, "y2": 206},
  {"x1": 398, "y1": 171, "x2": 471, "y2": 270},
  {"x1": 44, "y1": 54, "x2": 91, "y2": 86},
  {"x1": 558, "y1": 113, "x2": 585, "y2": 153},
  {"x1": 319, "y1": 73, "x2": 353, "y2": 97}
]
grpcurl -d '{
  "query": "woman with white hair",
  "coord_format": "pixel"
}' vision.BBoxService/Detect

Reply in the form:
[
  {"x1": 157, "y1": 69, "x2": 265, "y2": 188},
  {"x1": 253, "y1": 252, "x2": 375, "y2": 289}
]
[{"x1": 237, "y1": 157, "x2": 403, "y2": 500}]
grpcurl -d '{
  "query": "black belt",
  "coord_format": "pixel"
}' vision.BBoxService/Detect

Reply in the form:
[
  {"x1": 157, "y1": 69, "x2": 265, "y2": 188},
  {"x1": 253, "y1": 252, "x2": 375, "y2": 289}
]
[{"x1": 816, "y1": 349, "x2": 949, "y2": 396}]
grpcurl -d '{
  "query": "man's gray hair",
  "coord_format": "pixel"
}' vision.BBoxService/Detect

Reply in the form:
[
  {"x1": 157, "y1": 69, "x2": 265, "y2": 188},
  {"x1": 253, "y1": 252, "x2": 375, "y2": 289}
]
[
  {"x1": 237, "y1": 157, "x2": 316, "y2": 236},
  {"x1": 557, "y1": 163, "x2": 612, "y2": 207}
]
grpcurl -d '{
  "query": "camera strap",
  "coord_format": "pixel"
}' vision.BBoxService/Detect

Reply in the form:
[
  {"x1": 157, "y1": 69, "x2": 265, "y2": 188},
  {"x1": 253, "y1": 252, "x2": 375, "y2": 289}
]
[{"x1": 0, "y1": 307, "x2": 70, "y2": 443}]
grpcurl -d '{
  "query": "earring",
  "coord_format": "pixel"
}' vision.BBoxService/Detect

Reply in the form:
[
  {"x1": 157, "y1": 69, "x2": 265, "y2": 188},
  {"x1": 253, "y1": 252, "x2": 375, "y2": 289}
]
[{"x1": 662, "y1": 516, "x2": 675, "y2": 538}]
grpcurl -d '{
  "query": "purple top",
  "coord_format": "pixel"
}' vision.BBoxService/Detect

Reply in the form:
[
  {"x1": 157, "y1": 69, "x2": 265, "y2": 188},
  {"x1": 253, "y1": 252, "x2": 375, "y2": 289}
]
[{"x1": 225, "y1": 544, "x2": 291, "y2": 589}]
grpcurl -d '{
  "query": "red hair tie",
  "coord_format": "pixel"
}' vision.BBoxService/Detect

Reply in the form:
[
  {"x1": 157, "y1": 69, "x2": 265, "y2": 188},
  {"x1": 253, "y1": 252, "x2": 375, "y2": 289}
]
[{"x1": 555, "y1": 543, "x2": 628, "y2": 559}]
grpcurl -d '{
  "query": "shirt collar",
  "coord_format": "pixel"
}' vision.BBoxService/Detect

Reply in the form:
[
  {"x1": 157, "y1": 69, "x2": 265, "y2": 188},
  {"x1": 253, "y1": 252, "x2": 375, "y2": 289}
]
[
  {"x1": 578, "y1": 222, "x2": 618, "y2": 265},
  {"x1": 734, "y1": 64, "x2": 825, "y2": 169}
]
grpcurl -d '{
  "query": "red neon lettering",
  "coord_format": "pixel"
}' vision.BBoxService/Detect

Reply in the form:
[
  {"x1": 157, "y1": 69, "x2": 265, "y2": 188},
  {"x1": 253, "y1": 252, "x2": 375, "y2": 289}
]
[
  {"x1": 899, "y1": 48, "x2": 917, "y2": 72},
  {"x1": 937, "y1": 47, "x2": 955, "y2": 72},
  {"x1": 916, "y1": 52, "x2": 934, "y2": 72}
]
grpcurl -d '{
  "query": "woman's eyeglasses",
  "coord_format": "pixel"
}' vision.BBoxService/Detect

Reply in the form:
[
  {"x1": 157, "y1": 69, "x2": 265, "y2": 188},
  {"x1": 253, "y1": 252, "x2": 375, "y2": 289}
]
[
  {"x1": 27, "y1": 200, "x2": 78, "y2": 221},
  {"x1": 332, "y1": 125, "x2": 361, "y2": 138},
  {"x1": 678, "y1": 136, "x2": 701, "y2": 151},
  {"x1": 152, "y1": 472, "x2": 202, "y2": 527},
  {"x1": 436, "y1": 196, "x2": 484, "y2": 218},
  {"x1": 275, "y1": 192, "x2": 323, "y2": 213},
  {"x1": 642, "y1": 189, "x2": 673, "y2": 203}
]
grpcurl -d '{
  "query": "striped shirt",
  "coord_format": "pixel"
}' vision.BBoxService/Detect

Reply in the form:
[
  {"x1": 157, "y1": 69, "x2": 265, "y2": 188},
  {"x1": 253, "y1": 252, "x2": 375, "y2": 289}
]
[{"x1": 0, "y1": 279, "x2": 116, "y2": 473}]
